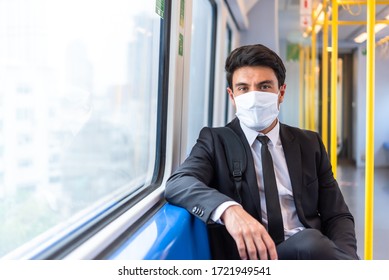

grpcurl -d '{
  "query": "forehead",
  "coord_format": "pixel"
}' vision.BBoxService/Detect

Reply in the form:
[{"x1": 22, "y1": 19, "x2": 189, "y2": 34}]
[{"x1": 232, "y1": 66, "x2": 277, "y2": 85}]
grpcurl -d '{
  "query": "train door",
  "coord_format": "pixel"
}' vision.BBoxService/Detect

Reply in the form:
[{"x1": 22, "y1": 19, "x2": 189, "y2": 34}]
[{"x1": 318, "y1": 52, "x2": 355, "y2": 163}]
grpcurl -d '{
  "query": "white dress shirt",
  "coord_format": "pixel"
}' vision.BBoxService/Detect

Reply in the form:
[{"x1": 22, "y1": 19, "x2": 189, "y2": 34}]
[{"x1": 211, "y1": 120, "x2": 305, "y2": 239}]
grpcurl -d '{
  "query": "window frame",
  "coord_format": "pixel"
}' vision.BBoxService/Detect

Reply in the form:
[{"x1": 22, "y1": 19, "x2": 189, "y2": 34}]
[{"x1": 207, "y1": 0, "x2": 218, "y2": 127}]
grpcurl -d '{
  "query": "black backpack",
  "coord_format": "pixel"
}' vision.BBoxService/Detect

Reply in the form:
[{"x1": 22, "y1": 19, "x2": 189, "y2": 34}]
[{"x1": 214, "y1": 127, "x2": 247, "y2": 203}]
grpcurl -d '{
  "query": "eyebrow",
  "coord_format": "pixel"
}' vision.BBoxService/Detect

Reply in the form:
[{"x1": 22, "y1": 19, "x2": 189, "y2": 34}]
[
  {"x1": 234, "y1": 82, "x2": 249, "y2": 87},
  {"x1": 234, "y1": 80, "x2": 275, "y2": 87},
  {"x1": 257, "y1": 80, "x2": 275, "y2": 85}
]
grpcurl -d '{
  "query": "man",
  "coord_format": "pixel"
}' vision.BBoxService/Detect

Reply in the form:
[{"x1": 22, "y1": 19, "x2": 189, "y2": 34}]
[{"x1": 165, "y1": 44, "x2": 358, "y2": 260}]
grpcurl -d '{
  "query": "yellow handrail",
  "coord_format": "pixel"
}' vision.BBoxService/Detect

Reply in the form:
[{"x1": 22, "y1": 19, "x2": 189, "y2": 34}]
[
  {"x1": 304, "y1": 47, "x2": 310, "y2": 130},
  {"x1": 299, "y1": 46, "x2": 304, "y2": 128},
  {"x1": 338, "y1": 0, "x2": 389, "y2": 4},
  {"x1": 364, "y1": 0, "x2": 375, "y2": 261},
  {"x1": 330, "y1": 0, "x2": 338, "y2": 179},
  {"x1": 328, "y1": 20, "x2": 389, "y2": 25},
  {"x1": 321, "y1": 0, "x2": 329, "y2": 151},
  {"x1": 311, "y1": 27, "x2": 317, "y2": 131}
]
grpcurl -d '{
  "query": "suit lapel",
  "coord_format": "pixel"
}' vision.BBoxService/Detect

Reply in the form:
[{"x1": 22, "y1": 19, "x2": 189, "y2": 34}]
[
  {"x1": 279, "y1": 124, "x2": 304, "y2": 219},
  {"x1": 228, "y1": 118, "x2": 262, "y2": 220}
]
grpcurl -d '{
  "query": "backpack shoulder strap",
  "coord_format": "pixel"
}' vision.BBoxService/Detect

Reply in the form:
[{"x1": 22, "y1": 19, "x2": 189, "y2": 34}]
[{"x1": 213, "y1": 127, "x2": 247, "y2": 203}]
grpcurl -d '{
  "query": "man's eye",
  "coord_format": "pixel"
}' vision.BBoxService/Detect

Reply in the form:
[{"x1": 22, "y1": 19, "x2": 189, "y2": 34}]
[
  {"x1": 237, "y1": 87, "x2": 248, "y2": 92},
  {"x1": 260, "y1": 85, "x2": 272, "y2": 90}
]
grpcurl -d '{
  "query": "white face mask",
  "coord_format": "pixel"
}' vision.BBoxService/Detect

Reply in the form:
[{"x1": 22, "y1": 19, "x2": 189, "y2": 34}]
[{"x1": 234, "y1": 90, "x2": 279, "y2": 131}]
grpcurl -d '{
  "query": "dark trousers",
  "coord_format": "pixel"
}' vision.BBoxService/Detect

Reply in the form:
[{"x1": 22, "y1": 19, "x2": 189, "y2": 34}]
[{"x1": 277, "y1": 228, "x2": 359, "y2": 260}]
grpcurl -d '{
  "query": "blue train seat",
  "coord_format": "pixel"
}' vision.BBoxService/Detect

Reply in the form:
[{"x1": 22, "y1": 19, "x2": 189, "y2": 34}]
[{"x1": 108, "y1": 203, "x2": 211, "y2": 260}]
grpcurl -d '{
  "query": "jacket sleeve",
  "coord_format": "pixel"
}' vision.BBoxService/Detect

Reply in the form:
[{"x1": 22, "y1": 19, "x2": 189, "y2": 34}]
[{"x1": 164, "y1": 127, "x2": 235, "y2": 223}]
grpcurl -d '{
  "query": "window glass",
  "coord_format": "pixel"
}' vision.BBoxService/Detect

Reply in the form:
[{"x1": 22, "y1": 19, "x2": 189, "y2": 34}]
[
  {"x1": 186, "y1": 0, "x2": 214, "y2": 154},
  {"x1": 0, "y1": 0, "x2": 161, "y2": 257}
]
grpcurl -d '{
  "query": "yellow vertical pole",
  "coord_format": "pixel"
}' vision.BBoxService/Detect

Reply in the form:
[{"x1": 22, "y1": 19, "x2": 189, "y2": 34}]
[
  {"x1": 305, "y1": 46, "x2": 310, "y2": 130},
  {"x1": 330, "y1": 0, "x2": 338, "y2": 178},
  {"x1": 311, "y1": 29, "x2": 317, "y2": 131},
  {"x1": 364, "y1": 0, "x2": 375, "y2": 261},
  {"x1": 299, "y1": 46, "x2": 304, "y2": 128},
  {"x1": 322, "y1": 0, "x2": 329, "y2": 151}
]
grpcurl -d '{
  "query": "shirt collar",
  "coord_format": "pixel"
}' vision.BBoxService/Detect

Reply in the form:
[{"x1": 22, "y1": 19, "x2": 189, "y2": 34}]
[{"x1": 239, "y1": 119, "x2": 280, "y2": 147}]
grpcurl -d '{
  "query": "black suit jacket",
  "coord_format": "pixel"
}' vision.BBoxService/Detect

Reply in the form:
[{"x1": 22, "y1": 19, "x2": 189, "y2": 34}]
[{"x1": 165, "y1": 118, "x2": 358, "y2": 259}]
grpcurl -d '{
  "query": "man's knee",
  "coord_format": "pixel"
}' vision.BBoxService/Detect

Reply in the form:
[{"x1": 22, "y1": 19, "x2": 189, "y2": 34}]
[
  {"x1": 278, "y1": 229, "x2": 355, "y2": 260},
  {"x1": 296, "y1": 229, "x2": 333, "y2": 257}
]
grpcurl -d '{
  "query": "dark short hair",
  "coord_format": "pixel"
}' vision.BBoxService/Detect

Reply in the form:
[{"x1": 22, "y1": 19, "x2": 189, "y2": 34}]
[{"x1": 225, "y1": 44, "x2": 286, "y2": 89}]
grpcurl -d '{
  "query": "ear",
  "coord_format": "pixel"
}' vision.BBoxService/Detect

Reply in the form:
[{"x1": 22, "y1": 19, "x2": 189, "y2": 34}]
[
  {"x1": 227, "y1": 87, "x2": 236, "y2": 107},
  {"x1": 278, "y1": 84, "x2": 286, "y2": 104}
]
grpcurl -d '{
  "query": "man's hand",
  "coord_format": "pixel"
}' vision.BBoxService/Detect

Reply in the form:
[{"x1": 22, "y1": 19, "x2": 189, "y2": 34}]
[{"x1": 221, "y1": 205, "x2": 278, "y2": 260}]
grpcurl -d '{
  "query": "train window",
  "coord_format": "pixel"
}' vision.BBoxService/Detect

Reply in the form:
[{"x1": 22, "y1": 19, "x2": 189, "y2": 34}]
[
  {"x1": 185, "y1": 0, "x2": 216, "y2": 153},
  {"x1": 0, "y1": 0, "x2": 164, "y2": 258}
]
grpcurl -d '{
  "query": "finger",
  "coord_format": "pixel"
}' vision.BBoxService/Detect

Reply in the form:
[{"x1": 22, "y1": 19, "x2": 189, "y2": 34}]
[
  {"x1": 261, "y1": 234, "x2": 278, "y2": 260},
  {"x1": 252, "y1": 236, "x2": 268, "y2": 260},
  {"x1": 234, "y1": 234, "x2": 248, "y2": 260},
  {"x1": 252, "y1": 230, "x2": 278, "y2": 260},
  {"x1": 243, "y1": 237, "x2": 259, "y2": 260}
]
